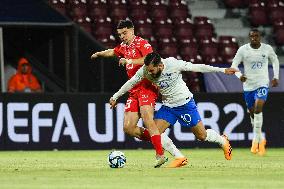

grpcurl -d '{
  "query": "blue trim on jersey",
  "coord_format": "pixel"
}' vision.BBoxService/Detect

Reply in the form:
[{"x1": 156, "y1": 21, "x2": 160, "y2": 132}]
[
  {"x1": 244, "y1": 87, "x2": 269, "y2": 109},
  {"x1": 154, "y1": 98, "x2": 201, "y2": 128}
]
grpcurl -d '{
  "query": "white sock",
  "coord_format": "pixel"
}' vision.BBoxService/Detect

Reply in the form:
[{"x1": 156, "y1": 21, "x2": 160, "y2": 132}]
[
  {"x1": 250, "y1": 116, "x2": 254, "y2": 128},
  {"x1": 205, "y1": 129, "x2": 225, "y2": 146},
  {"x1": 161, "y1": 133, "x2": 184, "y2": 158},
  {"x1": 254, "y1": 113, "x2": 264, "y2": 142}
]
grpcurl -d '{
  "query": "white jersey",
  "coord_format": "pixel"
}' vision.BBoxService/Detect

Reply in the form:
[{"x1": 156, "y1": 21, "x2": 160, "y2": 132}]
[
  {"x1": 112, "y1": 57, "x2": 226, "y2": 108},
  {"x1": 231, "y1": 43, "x2": 279, "y2": 91}
]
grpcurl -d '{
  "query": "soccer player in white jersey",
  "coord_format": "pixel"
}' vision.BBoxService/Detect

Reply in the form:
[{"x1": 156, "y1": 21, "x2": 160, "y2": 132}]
[
  {"x1": 231, "y1": 28, "x2": 280, "y2": 156},
  {"x1": 110, "y1": 52, "x2": 239, "y2": 163}
]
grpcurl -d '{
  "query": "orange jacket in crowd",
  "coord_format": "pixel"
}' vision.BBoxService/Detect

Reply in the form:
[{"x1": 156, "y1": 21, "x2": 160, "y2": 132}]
[{"x1": 8, "y1": 58, "x2": 42, "y2": 93}]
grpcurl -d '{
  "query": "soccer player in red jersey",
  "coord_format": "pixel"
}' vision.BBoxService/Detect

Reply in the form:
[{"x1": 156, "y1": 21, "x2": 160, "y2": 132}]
[{"x1": 91, "y1": 20, "x2": 187, "y2": 168}]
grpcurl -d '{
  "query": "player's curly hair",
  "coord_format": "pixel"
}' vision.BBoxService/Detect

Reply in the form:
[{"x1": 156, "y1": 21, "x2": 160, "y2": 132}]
[
  {"x1": 144, "y1": 52, "x2": 162, "y2": 66},
  {"x1": 116, "y1": 19, "x2": 134, "y2": 29}
]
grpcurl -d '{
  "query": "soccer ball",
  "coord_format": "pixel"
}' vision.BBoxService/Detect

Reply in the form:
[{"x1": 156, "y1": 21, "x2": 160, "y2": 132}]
[{"x1": 108, "y1": 150, "x2": 126, "y2": 168}]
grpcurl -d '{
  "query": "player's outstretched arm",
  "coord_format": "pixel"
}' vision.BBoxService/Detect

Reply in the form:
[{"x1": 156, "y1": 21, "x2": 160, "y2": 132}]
[
  {"x1": 187, "y1": 63, "x2": 239, "y2": 74},
  {"x1": 111, "y1": 67, "x2": 144, "y2": 107},
  {"x1": 91, "y1": 49, "x2": 115, "y2": 60},
  {"x1": 119, "y1": 57, "x2": 146, "y2": 66},
  {"x1": 224, "y1": 68, "x2": 239, "y2": 75}
]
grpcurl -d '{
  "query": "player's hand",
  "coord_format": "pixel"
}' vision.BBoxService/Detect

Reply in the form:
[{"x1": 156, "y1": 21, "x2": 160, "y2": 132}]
[
  {"x1": 224, "y1": 68, "x2": 239, "y2": 75},
  {"x1": 240, "y1": 75, "x2": 247, "y2": 82},
  {"x1": 271, "y1": 78, "x2": 279, "y2": 87},
  {"x1": 119, "y1": 58, "x2": 128, "y2": 66},
  {"x1": 109, "y1": 97, "x2": 117, "y2": 109},
  {"x1": 91, "y1": 52, "x2": 99, "y2": 60}
]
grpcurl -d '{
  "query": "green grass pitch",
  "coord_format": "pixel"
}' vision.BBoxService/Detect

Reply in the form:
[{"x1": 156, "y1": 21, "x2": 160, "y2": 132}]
[{"x1": 0, "y1": 148, "x2": 283, "y2": 189}]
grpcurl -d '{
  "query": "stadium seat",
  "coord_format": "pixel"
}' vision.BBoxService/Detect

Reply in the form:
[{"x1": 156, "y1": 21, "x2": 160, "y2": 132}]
[
  {"x1": 172, "y1": 17, "x2": 193, "y2": 27},
  {"x1": 175, "y1": 23, "x2": 194, "y2": 41},
  {"x1": 74, "y1": 16, "x2": 92, "y2": 33},
  {"x1": 224, "y1": 0, "x2": 244, "y2": 8},
  {"x1": 108, "y1": 0, "x2": 127, "y2": 7},
  {"x1": 182, "y1": 72, "x2": 201, "y2": 92},
  {"x1": 170, "y1": 7, "x2": 191, "y2": 22},
  {"x1": 110, "y1": 6, "x2": 129, "y2": 24},
  {"x1": 48, "y1": 0, "x2": 67, "y2": 15},
  {"x1": 195, "y1": 23, "x2": 215, "y2": 40},
  {"x1": 151, "y1": 5, "x2": 168, "y2": 20},
  {"x1": 267, "y1": 0, "x2": 283, "y2": 10},
  {"x1": 92, "y1": 25, "x2": 113, "y2": 38},
  {"x1": 88, "y1": 6, "x2": 108, "y2": 20},
  {"x1": 218, "y1": 35, "x2": 238, "y2": 44},
  {"x1": 130, "y1": 7, "x2": 148, "y2": 20},
  {"x1": 203, "y1": 55, "x2": 223, "y2": 65},
  {"x1": 158, "y1": 43, "x2": 178, "y2": 58},
  {"x1": 149, "y1": 0, "x2": 167, "y2": 7},
  {"x1": 135, "y1": 24, "x2": 154, "y2": 39},
  {"x1": 93, "y1": 17, "x2": 112, "y2": 27},
  {"x1": 154, "y1": 24, "x2": 174, "y2": 40},
  {"x1": 218, "y1": 36, "x2": 238, "y2": 64},
  {"x1": 269, "y1": 7, "x2": 284, "y2": 24},
  {"x1": 248, "y1": 0, "x2": 265, "y2": 8},
  {"x1": 179, "y1": 43, "x2": 199, "y2": 59},
  {"x1": 193, "y1": 16, "x2": 211, "y2": 25},
  {"x1": 274, "y1": 25, "x2": 284, "y2": 45},
  {"x1": 169, "y1": 0, "x2": 188, "y2": 7},
  {"x1": 128, "y1": 0, "x2": 148, "y2": 9},
  {"x1": 193, "y1": 17, "x2": 215, "y2": 39},
  {"x1": 68, "y1": 0, "x2": 88, "y2": 19},
  {"x1": 98, "y1": 35, "x2": 117, "y2": 48},
  {"x1": 249, "y1": 7, "x2": 269, "y2": 26}
]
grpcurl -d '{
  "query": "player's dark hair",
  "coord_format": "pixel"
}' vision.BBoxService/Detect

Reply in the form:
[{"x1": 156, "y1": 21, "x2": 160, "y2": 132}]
[
  {"x1": 144, "y1": 52, "x2": 162, "y2": 66},
  {"x1": 249, "y1": 28, "x2": 261, "y2": 36},
  {"x1": 116, "y1": 19, "x2": 134, "y2": 29}
]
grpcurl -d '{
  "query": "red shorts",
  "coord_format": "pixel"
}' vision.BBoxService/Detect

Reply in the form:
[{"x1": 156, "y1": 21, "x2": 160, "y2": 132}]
[{"x1": 124, "y1": 88, "x2": 158, "y2": 112}]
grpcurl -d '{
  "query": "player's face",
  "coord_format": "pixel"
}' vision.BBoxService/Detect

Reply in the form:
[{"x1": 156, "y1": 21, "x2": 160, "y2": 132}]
[
  {"x1": 21, "y1": 64, "x2": 29, "y2": 74},
  {"x1": 117, "y1": 27, "x2": 134, "y2": 45},
  {"x1": 146, "y1": 63, "x2": 163, "y2": 78},
  {"x1": 249, "y1": 31, "x2": 261, "y2": 46}
]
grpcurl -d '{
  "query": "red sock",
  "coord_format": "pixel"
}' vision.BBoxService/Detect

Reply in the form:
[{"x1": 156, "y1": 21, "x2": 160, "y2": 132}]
[
  {"x1": 139, "y1": 129, "x2": 151, "y2": 141},
  {"x1": 151, "y1": 135, "x2": 164, "y2": 156}
]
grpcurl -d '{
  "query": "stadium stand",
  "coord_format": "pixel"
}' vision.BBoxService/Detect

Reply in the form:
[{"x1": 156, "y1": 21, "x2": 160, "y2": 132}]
[{"x1": 46, "y1": 0, "x2": 284, "y2": 93}]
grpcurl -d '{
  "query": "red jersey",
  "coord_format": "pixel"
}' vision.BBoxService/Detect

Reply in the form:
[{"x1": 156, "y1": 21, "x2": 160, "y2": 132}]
[{"x1": 113, "y1": 36, "x2": 154, "y2": 94}]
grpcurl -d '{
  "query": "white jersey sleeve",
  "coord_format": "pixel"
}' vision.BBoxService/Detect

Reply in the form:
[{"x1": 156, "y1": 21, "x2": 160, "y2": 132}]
[
  {"x1": 231, "y1": 46, "x2": 244, "y2": 78},
  {"x1": 112, "y1": 66, "x2": 144, "y2": 101},
  {"x1": 268, "y1": 45, "x2": 280, "y2": 79},
  {"x1": 172, "y1": 58, "x2": 226, "y2": 73}
]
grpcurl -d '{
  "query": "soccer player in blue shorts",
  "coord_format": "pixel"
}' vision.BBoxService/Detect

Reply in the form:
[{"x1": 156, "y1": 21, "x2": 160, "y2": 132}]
[
  {"x1": 231, "y1": 28, "x2": 280, "y2": 156},
  {"x1": 110, "y1": 52, "x2": 239, "y2": 165}
]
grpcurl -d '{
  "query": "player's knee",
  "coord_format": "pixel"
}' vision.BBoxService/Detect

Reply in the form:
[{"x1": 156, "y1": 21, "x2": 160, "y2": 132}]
[
  {"x1": 196, "y1": 133, "x2": 207, "y2": 141},
  {"x1": 254, "y1": 108, "x2": 262, "y2": 114},
  {"x1": 140, "y1": 113, "x2": 153, "y2": 124},
  {"x1": 123, "y1": 123, "x2": 135, "y2": 135}
]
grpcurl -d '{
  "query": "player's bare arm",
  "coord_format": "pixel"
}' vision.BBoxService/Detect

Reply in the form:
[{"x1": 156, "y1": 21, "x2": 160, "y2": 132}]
[
  {"x1": 119, "y1": 57, "x2": 146, "y2": 66},
  {"x1": 224, "y1": 68, "x2": 239, "y2": 75},
  {"x1": 91, "y1": 49, "x2": 115, "y2": 60}
]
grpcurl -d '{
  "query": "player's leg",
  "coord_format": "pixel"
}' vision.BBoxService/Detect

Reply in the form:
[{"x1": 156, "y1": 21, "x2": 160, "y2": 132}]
[
  {"x1": 176, "y1": 98, "x2": 232, "y2": 160},
  {"x1": 244, "y1": 90, "x2": 259, "y2": 154},
  {"x1": 155, "y1": 119, "x2": 188, "y2": 168},
  {"x1": 253, "y1": 87, "x2": 269, "y2": 156},
  {"x1": 140, "y1": 104, "x2": 168, "y2": 167},
  {"x1": 190, "y1": 121, "x2": 232, "y2": 160},
  {"x1": 123, "y1": 97, "x2": 145, "y2": 138}
]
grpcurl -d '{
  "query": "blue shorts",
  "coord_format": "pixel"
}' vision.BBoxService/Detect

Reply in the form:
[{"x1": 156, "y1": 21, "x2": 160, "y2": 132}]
[
  {"x1": 244, "y1": 87, "x2": 269, "y2": 109},
  {"x1": 154, "y1": 98, "x2": 201, "y2": 128}
]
